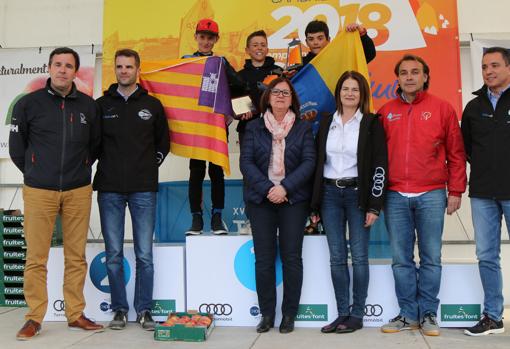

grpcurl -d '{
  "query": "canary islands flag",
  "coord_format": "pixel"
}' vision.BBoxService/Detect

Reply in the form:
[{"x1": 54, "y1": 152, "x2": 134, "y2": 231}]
[
  {"x1": 140, "y1": 56, "x2": 233, "y2": 175},
  {"x1": 291, "y1": 31, "x2": 371, "y2": 133}
]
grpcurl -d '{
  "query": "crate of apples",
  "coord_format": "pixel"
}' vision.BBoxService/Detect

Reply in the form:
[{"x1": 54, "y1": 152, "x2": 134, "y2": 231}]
[{"x1": 161, "y1": 313, "x2": 212, "y2": 328}]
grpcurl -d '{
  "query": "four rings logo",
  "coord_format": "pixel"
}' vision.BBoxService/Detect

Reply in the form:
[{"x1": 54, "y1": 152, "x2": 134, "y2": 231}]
[
  {"x1": 349, "y1": 304, "x2": 383, "y2": 317},
  {"x1": 371, "y1": 167, "x2": 385, "y2": 198},
  {"x1": 364, "y1": 304, "x2": 383, "y2": 317},
  {"x1": 53, "y1": 299, "x2": 65, "y2": 312},
  {"x1": 199, "y1": 303, "x2": 233, "y2": 316}
]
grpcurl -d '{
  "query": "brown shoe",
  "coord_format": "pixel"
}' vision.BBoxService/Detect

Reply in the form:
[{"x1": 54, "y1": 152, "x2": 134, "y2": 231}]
[
  {"x1": 68, "y1": 314, "x2": 104, "y2": 332},
  {"x1": 16, "y1": 320, "x2": 41, "y2": 340}
]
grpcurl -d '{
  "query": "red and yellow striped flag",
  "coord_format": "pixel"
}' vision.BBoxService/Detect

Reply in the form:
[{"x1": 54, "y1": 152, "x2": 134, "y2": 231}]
[{"x1": 140, "y1": 56, "x2": 232, "y2": 175}]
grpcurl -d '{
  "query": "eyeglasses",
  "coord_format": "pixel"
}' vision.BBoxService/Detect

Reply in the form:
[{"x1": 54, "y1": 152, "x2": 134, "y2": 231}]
[{"x1": 270, "y1": 88, "x2": 291, "y2": 97}]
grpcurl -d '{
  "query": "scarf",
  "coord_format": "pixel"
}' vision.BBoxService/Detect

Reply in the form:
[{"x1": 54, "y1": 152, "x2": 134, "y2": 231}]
[{"x1": 263, "y1": 109, "x2": 296, "y2": 177}]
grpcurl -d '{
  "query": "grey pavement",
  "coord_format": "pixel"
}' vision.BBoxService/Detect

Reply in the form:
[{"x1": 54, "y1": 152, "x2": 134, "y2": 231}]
[{"x1": 0, "y1": 306, "x2": 508, "y2": 348}]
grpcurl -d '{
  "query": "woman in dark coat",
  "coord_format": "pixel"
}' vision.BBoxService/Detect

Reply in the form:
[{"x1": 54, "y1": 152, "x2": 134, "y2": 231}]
[{"x1": 240, "y1": 77, "x2": 316, "y2": 334}]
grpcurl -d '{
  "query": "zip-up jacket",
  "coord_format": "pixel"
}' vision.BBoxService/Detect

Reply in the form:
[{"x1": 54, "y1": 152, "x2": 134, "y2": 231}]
[
  {"x1": 93, "y1": 84, "x2": 170, "y2": 193},
  {"x1": 240, "y1": 117, "x2": 316, "y2": 205},
  {"x1": 311, "y1": 113, "x2": 388, "y2": 213},
  {"x1": 9, "y1": 79, "x2": 100, "y2": 191},
  {"x1": 461, "y1": 85, "x2": 510, "y2": 199},
  {"x1": 378, "y1": 91, "x2": 466, "y2": 196}
]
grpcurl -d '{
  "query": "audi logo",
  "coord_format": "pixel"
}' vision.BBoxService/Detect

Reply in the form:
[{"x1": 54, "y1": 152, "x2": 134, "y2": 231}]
[
  {"x1": 348, "y1": 304, "x2": 383, "y2": 317},
  {"x1": 53, "y1": 299, "x2": 65, "y2": 312},
  {"x1": 199, "y1": 303, "x2": 233, "y2": 316},
  {"x1": 371, "y1": 167, "x2": 385, "y2": 198}
]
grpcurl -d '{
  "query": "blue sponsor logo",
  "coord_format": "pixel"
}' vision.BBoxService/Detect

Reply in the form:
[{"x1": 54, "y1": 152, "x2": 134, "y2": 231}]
[
  {"x1": 233, "y1": 240, "x2": 282, "y2": 291},
  {"x1": 250, "y1": 305, "x2": 260, "y2": 317},
  {"x1": 89, "y1": 252, "x2": 130, "y2": 293},
  {"x1": 100, "y1": 301, "x2": 111, "y2": 312}
]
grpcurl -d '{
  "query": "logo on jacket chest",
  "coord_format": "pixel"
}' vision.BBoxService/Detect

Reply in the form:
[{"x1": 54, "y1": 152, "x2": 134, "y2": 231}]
[
  {"x1": 386, "y1": 113, "x2": 401, "y2": 122},
  {"x1": 421, "y1": 111, "x2": 432, "y2": 121},
  {"x1": 80, "y1": 113, "x2": 87, "y2": 124},
  {"x1": 138, "y1": 109, "x2": 152, "y2": 120}
]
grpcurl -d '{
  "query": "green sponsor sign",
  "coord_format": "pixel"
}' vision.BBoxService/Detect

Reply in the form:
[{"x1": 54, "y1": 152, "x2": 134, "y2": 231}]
[
  {"x1": 151, "y1": 299, "x2": 176, "y2": 316},
  {"x1": 441, "y1": 304, "x2": 481, "y2": 322},
  {"x1": 296, "y1": 304, "x2": 328, "y2": 321}
]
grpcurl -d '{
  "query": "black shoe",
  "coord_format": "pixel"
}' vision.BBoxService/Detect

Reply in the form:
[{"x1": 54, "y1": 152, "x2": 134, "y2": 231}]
[
  {"x1": 336, "y1": 316, "x2": 363, "y2": 333},
  {"x1": 109, "y1": 310, "x2": 127, "y2": 330},
  {"x1": 279, "y1": 315, "x2": 295, "y2": 334},
  {"x1": 464, "y1": 313, "x2": 504, "y2": 336},
  {"x1": 256, "y1": 316, "x2": 275, "y2": 333},
  {"x1": 211, "y1": 212, "x2": 227, "y2": 235},
  {"x1": 136, "y1": 310, "x2": 155, "y2": 331},
  {"x1": 321, "y1": 315, "x2": 349, "y2": 333},
  {"x1": 185, "y1": 214, "x2": 203, "y2": 235}
]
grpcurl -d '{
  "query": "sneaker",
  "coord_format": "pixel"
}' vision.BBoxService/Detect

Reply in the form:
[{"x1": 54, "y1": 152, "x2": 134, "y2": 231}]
[
  {"x1": 464, "y1": 313, "x2": 505, "y2": 336},
  {"x1": 381, "y1": 315, "x2": 419, "y2": 333},
  {"x1": 136, "y1": 310, "x2": 155, "y2": 331},
  {"x1": 109, "y1": 310, "x2": 127, "y2": 330},
  {"x1": 211, "y1": 212, "x2": 227, "y2": 235},
  {"x1": 185, "y1": 214, "x2": 203, "y2": 235},
  {"x1": 421, "y1": 313, "x2": 440, "y2": 336}
]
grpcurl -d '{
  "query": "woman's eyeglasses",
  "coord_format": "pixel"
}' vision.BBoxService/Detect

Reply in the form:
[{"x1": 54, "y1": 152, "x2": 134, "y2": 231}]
[{"x1": 270, "y1": 89, "x2": 291, "y2": 97}]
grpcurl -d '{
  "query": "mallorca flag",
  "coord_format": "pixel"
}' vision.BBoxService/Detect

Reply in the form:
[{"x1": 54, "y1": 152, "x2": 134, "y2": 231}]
[
  {"x1": 291, "y1": 31, "x2": 371, "y2": 134},
  {"x1": 140, "y1": 56, "x2": 233, "y2": 175}
]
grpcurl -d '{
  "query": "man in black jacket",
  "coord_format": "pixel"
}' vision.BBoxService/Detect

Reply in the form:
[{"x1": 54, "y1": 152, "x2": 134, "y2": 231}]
[
  {"x1": 462, "y1": 46, "x2": 510, "y2": 337},
  {"x1": 238, "y1": 30, "x2": 283, "y2": 145},
  {"x1": 10, "y1": 47, "x2": 103, "y2": 340},
  {"x1": 93, "y1": 49, "x2": 169, "y2": 331}
]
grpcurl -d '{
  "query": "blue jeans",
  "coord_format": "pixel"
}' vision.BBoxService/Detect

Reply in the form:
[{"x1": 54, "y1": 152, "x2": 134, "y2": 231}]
[
  {"x1": 470, "y1": 197, "x2": 510, "y2": 321},
  {"x1": 320, "y1": 185, "x2": 369, "y2": 318},
  {"x1": 98, "y1": 192, "x2": 156, "y2": 314},
  {"x1": 384, "y1": 189, "x2": 446, "y2": 321}
]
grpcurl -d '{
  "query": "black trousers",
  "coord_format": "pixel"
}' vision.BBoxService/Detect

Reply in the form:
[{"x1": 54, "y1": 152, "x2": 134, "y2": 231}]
[
  {"x1": 247, "y1": 200, "x2": 308, "y2": 317},
  {"x1": 188, "y1": 159, "x2": 224, "y2": 213}
]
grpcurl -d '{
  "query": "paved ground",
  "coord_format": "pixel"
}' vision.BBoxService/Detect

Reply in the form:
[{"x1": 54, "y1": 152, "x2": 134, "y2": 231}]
[{"x1": 1, "y1": 306, "x2": 509, "y2": 349}]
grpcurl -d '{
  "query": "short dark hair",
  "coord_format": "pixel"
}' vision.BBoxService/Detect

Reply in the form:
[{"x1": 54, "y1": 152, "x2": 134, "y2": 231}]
[
  {"x1": 394, "y1": 54, "x2": 430, "y2": 90},
  {"x1": 259, "y1": 77, "x2": 301, "y2": 116},
  {"x1": 115, "y1": 48, "x2": 141, "y2": 68},
  {"x1": 49, "y1": 47, "x2": 80, "y2": 71},
  {"x1": 305, "y1": 20, "x2": 329, "y2": 39},
  {"x1": 246, "y1": 30, "x2": 267, "y2": 48},
  {"x1": 483, "y1": 47, "x2": 510, "y2": 65},
  {"x1": 334, "y1": 71, "x2": 371, "y2": 116}
]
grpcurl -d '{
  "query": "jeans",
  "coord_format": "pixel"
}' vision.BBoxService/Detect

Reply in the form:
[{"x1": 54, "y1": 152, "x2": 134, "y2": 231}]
[
  {"x1": 320, "y1": 185, "x2": 369, "y2": 319},
  {"x1": 247, "y1": 200, "x2": 308, "y2": 317},
  {"x1": 98, "y1": 191, "x2": 156, "y2": 314},
  {"x1": 384, "y1": 189, "x2": 446, "y2": 321},
  {"x1": 23, "y1": 185, "x2": 91, "y2": 323},
  {"x1": 470, "y1": 197, "x2": 510, "y2": 321}
]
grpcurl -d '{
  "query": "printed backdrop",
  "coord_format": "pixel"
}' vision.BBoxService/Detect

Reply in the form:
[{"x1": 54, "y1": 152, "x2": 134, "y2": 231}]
[
  {"x1": 0, "y1": 46, "x2": 96, "y2": 158},
  {"x1": 103, "y1": 0, "x2": 462, "y2": 115}
]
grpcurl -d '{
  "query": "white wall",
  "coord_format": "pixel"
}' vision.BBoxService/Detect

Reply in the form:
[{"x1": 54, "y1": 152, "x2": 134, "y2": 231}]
[{"x1": 0, "y1": 0, "x2": 509, "y2": 243}]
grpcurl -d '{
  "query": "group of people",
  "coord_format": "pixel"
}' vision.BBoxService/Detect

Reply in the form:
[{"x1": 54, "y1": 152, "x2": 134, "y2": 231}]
[{"x1": 7, "y1": 15, "x2": 509, "y2": 341}]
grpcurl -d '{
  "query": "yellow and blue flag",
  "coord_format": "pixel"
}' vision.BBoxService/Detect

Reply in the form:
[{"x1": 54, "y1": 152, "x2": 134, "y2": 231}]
[{"x1": 291, "y1": 31, "x2": 371, "y2": 133}]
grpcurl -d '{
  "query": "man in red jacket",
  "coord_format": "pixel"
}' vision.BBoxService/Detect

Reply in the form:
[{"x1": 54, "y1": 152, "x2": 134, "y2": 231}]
[{"x1": 378, "y1": 54, "x2": 466, "y2": 336}]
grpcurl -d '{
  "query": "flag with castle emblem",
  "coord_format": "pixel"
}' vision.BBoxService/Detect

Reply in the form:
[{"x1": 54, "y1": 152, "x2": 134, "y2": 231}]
[{"x1": 140, "y1": 56, "x2": 232, "y2": 175}]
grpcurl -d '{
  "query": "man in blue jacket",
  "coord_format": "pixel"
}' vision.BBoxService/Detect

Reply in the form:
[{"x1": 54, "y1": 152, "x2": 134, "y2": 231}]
[{"x1": 94, "y1": 49, "x2": 170, "y2": 331}]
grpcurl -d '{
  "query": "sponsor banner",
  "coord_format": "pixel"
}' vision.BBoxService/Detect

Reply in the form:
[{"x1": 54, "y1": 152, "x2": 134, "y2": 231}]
[
  {"x1": 44, "y1": 244, "x2": 185, "y2": 321},
  {"x1": 0, "y1": 46, "x2": 95, "y2": 158},
  {"x1": 104, "y1": 0, "x2": 462, "y2": 116},
  {"x1": 186, "y1": 235, "x2": 483, "y2": 327},
  {"x1": 470, "y1": 39, "x2": 510, "y2": 92},
  {"x1": 441, "y1": 304, "x2": 481, "y2": 322}
]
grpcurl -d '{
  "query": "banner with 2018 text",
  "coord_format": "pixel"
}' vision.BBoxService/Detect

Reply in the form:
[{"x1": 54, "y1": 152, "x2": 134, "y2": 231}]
[
  {"x1": 0, "y1": 46, "x2": 95, "y2": 158},
  {"x1": 103, "y1": 0, "x2": 462, "y2": 116}
]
